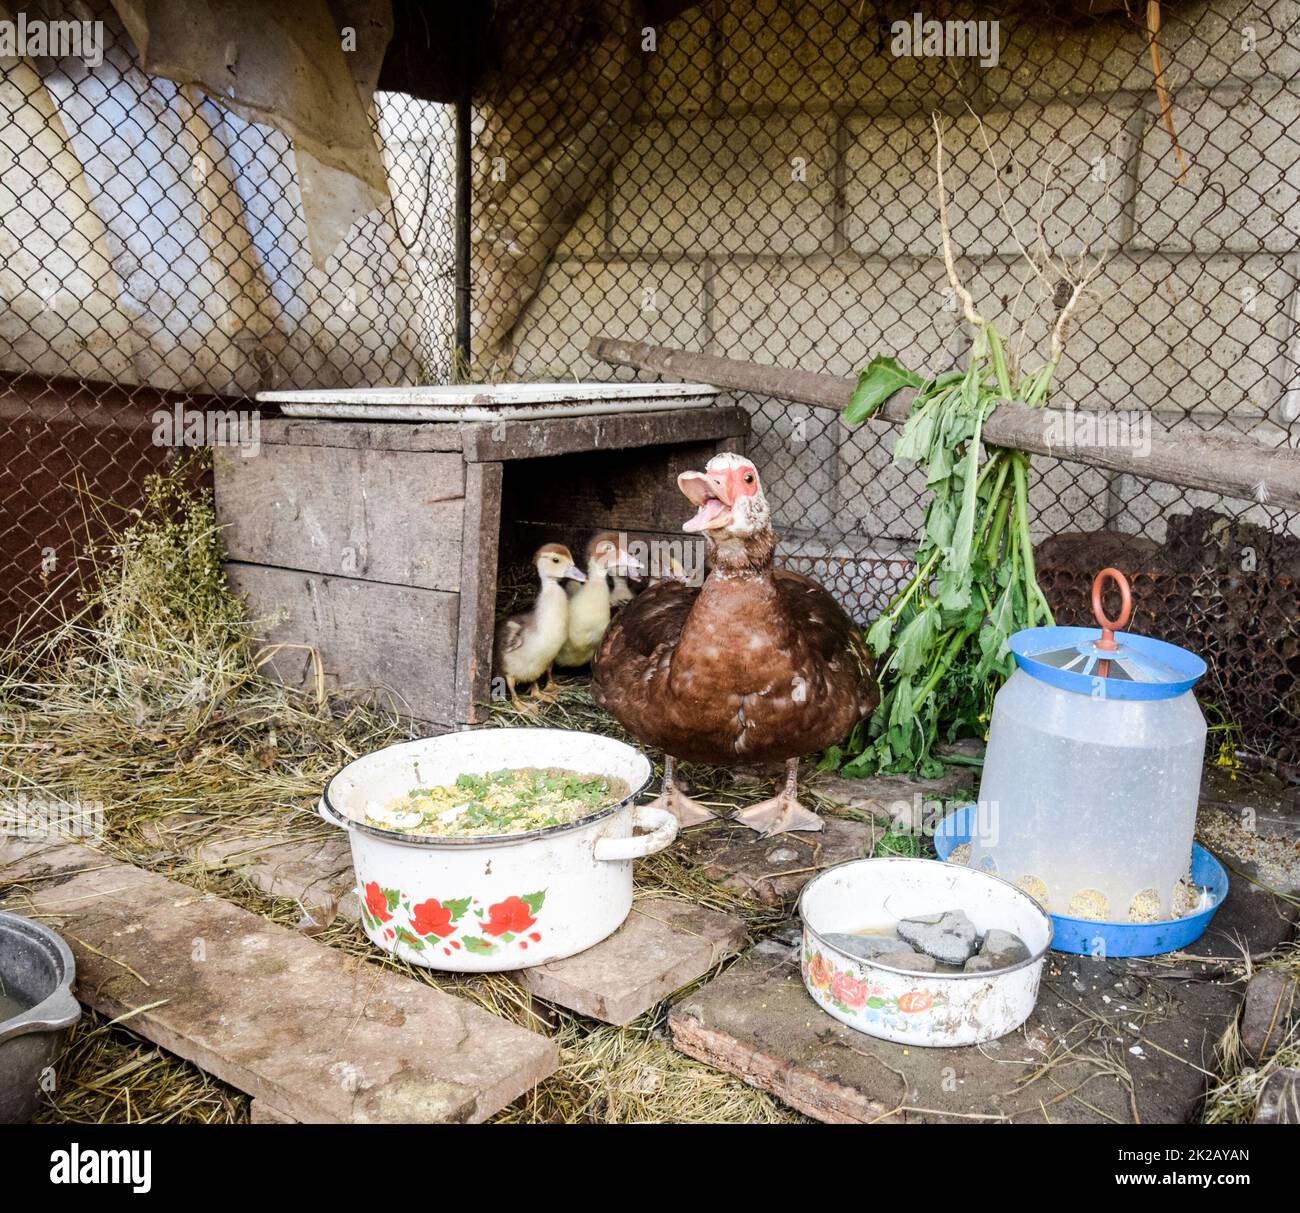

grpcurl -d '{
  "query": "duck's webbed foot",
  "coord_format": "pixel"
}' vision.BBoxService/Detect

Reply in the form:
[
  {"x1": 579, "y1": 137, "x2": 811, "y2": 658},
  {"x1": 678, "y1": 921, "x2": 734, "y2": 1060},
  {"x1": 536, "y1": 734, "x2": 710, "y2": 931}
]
[
  {"x1": 731, "y1": 759, "x2": 823, "y2": 837},
  {"x1": 646, "y1": 755, "x2": 718, "y2": 827}
]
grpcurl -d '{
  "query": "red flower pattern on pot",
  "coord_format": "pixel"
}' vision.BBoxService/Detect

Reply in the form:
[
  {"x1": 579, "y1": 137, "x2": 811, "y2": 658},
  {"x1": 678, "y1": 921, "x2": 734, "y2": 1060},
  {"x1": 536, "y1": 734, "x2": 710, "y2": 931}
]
[
  {"x1": 483, "y1": 895, "x2": 537, "y2": 938},
  {"x1": 831, "y1": 971, "x2": 869, "y2": 1009},
  {"x1": 411, "y1": 898, "x2": 455, "y2": 938},
  {"x1": 364, "y1": 881, "x2": 393, "y2": 923},
  {"x1": 358, "y1": 882, "x2": 547, "y2": 958}
]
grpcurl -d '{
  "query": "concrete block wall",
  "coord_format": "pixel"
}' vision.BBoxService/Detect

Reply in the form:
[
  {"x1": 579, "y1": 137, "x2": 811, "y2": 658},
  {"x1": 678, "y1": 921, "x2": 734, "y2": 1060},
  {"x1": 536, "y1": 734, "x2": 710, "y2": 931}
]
[{"x1": 509, "y1": 0, "x2": 1300, "y2": 559}]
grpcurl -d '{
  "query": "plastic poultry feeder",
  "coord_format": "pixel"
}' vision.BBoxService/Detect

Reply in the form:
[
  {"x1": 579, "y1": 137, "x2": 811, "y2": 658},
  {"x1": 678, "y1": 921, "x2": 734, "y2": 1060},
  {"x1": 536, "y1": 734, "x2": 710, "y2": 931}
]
[{"x1": 963, "y1": 567, "x2": 1216, "y2": 950}]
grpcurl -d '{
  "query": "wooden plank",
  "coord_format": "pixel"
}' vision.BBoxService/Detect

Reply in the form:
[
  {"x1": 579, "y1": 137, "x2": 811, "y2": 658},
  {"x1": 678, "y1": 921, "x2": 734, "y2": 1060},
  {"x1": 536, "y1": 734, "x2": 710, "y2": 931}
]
[
  {"x1": 258, "y1": 406, "x2": 749, "y2": 460},
  {"x1": 136, "y1": 816, "x2": 748, "y2": 1028},
  {"x1": 460, "y1": 405, "x2": 751, "y2": 462},
  {"x1": 250, "y1": 1099, "x2": 298, "y2": 1124},
  {"x1": 0, "y1": 836, "x2": 558, "y2": 1123},
  {"x1": 502, "y1": 440, "x2": 741, "y2": 536},
  {"x1": 226, "y1": 563, "x2": 460, "y2": 725},
  {"x1": 589, "y1": 337, "x2": 1300, "y2": 511},
  {"x1": 516, "y1": 898, "x2": 747, "y2": 1026},
  {"x1": 138, "y1": 812, "x2": 360, "y2": 924},
  {"x1": 258, "y1": 417, "x2": 466, "y2": 452},
  {"x1": 455, "y1": 461, "x2": 503, "y2": 725},
  {"x1": 214, "y1": 446, "x2": 465, "y2": 592},
  {"x1": 675, "y1": 816, "x2": 883, "y2": 907}
]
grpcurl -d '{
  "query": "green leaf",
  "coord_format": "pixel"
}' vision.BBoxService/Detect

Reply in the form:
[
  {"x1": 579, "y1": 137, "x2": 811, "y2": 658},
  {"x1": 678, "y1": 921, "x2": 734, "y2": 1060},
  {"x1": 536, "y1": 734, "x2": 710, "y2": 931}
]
[
  {"x1": 888, "y1": 677, "x2": 916, "y2": 731},
  {"x1": 892, "y1": 401, "x2": 937, "y2": 464},
  {"x1": 987, "y1": 326, "x2": 1013, "y2": 400},
  {"x1": 844, "y1": 356, "x2": 923, "y2": 424},
  {"x1": 521, "y1": 890, "x2": 546, "y2": 913},
  {"x1": 443, "y1": 896, "x2": 472, "y2": 921},
  {"x1": 891, "y1": 606, "x2": 937, "y2": 675},
  {"x1": 865, "y1": 612, "x2": 894, "y2": 656},
  {"x1": 394, "y1": 927, "x2": 425, "y2": 951},
  {"x1": 383, "y1": 887, "x2": 400, "y2": 912},
  {"x1": 461, "y1": 936, "x2": 496, "y2": 955}
]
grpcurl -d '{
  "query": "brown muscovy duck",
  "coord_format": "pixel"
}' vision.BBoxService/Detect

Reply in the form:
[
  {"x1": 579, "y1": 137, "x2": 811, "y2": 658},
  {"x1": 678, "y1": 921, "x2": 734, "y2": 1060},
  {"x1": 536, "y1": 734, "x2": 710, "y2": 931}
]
[{"x1": 592, "y1": 453, "x2": 879, "y2": 836}]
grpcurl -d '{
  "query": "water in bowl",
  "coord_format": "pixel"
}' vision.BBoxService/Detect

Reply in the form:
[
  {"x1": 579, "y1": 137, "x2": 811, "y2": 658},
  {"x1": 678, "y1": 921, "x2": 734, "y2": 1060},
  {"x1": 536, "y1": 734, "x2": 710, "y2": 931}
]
[{"x1": 0, "y1": 989, "x2": 33, "y2": 1022}]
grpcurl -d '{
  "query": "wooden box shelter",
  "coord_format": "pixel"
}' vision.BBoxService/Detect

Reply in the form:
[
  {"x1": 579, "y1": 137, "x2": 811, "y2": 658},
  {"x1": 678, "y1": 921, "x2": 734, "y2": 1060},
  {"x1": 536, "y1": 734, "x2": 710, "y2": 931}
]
[{"x1": 214, "y1": 401, "x2": 750, "y2": 729}]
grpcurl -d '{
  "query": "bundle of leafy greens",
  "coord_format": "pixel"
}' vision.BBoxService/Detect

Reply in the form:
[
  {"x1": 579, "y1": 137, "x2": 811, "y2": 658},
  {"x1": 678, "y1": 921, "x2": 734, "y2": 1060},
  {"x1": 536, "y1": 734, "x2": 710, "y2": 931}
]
[{"x1": 829, "y1": 325, "x2": 1056, "y2": 778}]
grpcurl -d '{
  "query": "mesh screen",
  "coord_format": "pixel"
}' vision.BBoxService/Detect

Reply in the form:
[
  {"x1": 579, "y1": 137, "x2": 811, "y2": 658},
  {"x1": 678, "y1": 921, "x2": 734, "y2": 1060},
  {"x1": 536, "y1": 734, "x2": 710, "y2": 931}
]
[
  {"x1": 0, "y1": 3, "x2": 454, "y2": 630},
  {"x1": 1, "y1": 0, "x2": 1296, "y2": 760}
]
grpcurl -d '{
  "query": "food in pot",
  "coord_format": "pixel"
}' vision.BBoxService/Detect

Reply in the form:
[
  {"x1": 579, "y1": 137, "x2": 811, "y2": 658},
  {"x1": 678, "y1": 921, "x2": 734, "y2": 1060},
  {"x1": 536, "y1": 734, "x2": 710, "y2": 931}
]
[{"x1": 363, "y1": 767, "x2": 629, "y2": 838}]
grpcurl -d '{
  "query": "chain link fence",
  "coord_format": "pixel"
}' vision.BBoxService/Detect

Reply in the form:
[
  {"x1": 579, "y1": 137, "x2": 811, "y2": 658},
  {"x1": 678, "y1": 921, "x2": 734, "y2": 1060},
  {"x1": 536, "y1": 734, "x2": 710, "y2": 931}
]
[
  {"x1": 0, "y1": 1, "x2": 455, "y2": 632},
  {"x1": 1, "y1": 0, "x2": 1296, "y2": 763},
  {"x1": 484, "y1": 0, "x2": 1299, "y2": 767}
]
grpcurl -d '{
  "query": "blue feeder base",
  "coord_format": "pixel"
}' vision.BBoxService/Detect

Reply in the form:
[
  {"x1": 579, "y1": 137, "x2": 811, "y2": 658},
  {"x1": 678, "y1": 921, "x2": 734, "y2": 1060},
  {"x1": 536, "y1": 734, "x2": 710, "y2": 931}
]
[{"x1": 933, "y1": 805, "x2": 1229, "y2": 958}]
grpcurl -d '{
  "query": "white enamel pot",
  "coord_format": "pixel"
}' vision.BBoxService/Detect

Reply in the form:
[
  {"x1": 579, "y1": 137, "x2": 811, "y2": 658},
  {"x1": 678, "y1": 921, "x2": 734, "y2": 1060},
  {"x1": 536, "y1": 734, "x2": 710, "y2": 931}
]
[
  {"x1": 799, "y1": 858, "x2": 1053, "y2": 1047},
  {"x1": 319, "y1": 729, "x2": 668, "y2": 971}
]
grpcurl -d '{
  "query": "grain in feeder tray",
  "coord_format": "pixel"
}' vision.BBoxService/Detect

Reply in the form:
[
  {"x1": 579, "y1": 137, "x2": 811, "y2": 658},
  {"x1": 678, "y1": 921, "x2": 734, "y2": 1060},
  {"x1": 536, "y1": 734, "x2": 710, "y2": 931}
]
[
  {"x1": 1014, "y1": 875, "x2": 1049, "y2": 907},
  {"x1": 1068, "y1": 888, "x2": 1111, "y2": 921}
]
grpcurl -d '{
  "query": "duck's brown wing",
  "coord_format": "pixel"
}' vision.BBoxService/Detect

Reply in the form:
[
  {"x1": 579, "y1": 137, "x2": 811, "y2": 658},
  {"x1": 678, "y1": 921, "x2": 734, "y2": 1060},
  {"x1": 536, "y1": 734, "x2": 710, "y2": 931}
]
[
  {"x1": 773, "y1": 568, "x2": 880, "y2": 719},
  {"x1": 493, "y1": 616, "x2": 524, "y2": 673},
  {"x1": 591, "y1": 579, "x2": 697, "y2": 717}
]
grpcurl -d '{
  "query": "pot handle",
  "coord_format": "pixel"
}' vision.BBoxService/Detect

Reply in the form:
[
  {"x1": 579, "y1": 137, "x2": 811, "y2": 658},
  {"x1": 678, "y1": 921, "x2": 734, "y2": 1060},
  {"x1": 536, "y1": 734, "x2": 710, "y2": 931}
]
[
  {"x1": 0, "y1": 989, "x2": 81, "y2": 1045},
  {"x1": 593, "y1": 805, "x2": 679, "y2": 863}
]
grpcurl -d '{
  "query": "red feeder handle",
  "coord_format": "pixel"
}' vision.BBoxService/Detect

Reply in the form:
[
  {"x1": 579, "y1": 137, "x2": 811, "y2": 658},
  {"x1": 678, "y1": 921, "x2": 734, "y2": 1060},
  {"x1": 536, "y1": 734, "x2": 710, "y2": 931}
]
[{"x1": 1090, "y1": 566, "x2": 1132, "y2": 678}]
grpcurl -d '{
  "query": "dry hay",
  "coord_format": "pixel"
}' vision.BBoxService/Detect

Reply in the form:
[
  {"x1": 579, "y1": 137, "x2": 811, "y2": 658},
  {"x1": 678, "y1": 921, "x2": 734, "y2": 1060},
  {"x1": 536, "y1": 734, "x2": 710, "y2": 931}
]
[
  {"x1": 34, "y1": 1009, "x2": 248, "y2": 1125},
  {"x1": 0, "y1": 458, "x2": 800, "y2": 1124},
  {"x1": 1202, "y1": 943, "x2": 1300, "y2": 1124}
]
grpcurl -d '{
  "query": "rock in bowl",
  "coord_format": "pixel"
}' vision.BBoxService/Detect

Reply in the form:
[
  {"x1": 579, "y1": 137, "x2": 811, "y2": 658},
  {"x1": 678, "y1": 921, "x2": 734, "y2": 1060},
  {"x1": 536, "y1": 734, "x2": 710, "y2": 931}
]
[{"x1": 799, "y1": 858, "x2": 1053, "y2": 1048}]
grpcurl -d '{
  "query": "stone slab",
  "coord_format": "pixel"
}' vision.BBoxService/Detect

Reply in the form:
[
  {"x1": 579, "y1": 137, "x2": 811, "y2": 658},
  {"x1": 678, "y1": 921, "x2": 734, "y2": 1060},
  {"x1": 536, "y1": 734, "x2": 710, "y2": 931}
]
[
  {"x1": 0, "y1": 836, "x2": 558, "y2": 1124},
  {"x1": 668, "y1": 851, "x2": 1298, "y2": 1124},
  {"x1": 676, "y1": 816, "x2": 885, "y2": 907},
  {"x1": 141, "y1": 815, "x2": 747, "y2": 1027},
  {"x1": 249, "y1": 1098, "x2": 297, "y2": 1125},
  {"x1": 811, "y1": 766, "x2": 978, "y2": 833},
  {"x1": 1254, "y1": 1068, "x2": 1300, "y2": 1124},
  {"x1": 140, "y1": 814, "x2": 359, "y2": 923},
  {"x1": 516, "y1": 897, "x2": 747, "y2": 1026},
  {"x1": 1198, "y1": 764, "x2": 1300, "y2": 844},
  {"x1": 1241, "y1": 969, "x2": 1299, "y2": 1062}
]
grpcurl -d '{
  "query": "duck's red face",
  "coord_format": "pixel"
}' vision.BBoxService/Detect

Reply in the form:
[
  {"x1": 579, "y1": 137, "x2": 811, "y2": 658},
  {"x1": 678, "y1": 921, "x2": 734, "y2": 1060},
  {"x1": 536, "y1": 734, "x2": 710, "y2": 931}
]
[{"x1": 678, "y1": 455, "x2": 768, "y2": 537}]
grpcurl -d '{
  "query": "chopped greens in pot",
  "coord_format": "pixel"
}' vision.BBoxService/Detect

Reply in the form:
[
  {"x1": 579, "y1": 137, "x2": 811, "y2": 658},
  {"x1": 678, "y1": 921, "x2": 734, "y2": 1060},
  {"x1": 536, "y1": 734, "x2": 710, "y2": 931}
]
[{"x1": 363, "y1": 767, "x2": 628, "y2": 837}]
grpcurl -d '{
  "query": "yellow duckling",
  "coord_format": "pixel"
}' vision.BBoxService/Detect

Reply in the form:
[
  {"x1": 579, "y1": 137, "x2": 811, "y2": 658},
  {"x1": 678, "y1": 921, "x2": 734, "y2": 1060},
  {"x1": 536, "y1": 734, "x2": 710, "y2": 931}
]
[
  {"x1": 555, "y1": 532, "x2": 643, "y2": 670},
  {"x1": 494, "y1": 544, "x2": 585, "y2": 707}
]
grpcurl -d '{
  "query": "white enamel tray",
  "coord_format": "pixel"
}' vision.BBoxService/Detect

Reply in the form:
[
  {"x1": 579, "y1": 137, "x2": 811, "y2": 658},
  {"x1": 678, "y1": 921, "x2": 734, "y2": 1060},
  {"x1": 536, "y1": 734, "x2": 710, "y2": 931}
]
[{"x1": 257, "y1": 382, "x2": 719, "y2": 422}]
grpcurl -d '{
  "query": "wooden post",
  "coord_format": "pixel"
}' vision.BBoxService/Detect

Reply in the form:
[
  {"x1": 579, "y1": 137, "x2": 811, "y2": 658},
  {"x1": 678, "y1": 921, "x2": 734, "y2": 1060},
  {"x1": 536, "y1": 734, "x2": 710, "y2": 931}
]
[{"x1": 587, "y1": 337, "x2": 1300, "y2": 512}]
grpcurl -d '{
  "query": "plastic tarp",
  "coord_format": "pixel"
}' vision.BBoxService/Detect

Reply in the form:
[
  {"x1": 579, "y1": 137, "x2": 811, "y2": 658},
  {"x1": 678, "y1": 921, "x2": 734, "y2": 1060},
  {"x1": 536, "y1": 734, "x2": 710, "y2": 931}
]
[{"x1": 0, "y1": 0, "x2": 448, "y2": 394}]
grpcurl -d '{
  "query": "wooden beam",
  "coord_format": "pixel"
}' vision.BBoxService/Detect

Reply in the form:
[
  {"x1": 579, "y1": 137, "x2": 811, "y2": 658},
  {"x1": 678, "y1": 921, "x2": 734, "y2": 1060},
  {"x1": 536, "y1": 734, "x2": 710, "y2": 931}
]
[{"x1": 588, "y1": 337, "x2": 1300, "y2": 512}]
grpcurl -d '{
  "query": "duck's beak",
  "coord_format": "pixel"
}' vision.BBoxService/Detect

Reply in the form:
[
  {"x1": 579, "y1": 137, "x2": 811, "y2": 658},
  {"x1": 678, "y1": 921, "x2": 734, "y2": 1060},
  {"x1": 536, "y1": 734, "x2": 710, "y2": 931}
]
[
  {"x1": 678, "y1": 470, "x2": 733, "y2": 533},
  {"x1": 564, "y1": 564, "x2": 587, "y2": 582}
]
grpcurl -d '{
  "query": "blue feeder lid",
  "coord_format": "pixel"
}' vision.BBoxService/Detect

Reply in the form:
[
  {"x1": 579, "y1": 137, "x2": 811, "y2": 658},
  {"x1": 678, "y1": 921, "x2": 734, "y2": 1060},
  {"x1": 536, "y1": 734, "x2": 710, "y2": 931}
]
[
  {"x1": 1009, "y1": 566, "x2": 1206, "y2": 701},
  {"x1": 1009, "y1": 626, "x2": 1206, "y2": 700}
]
